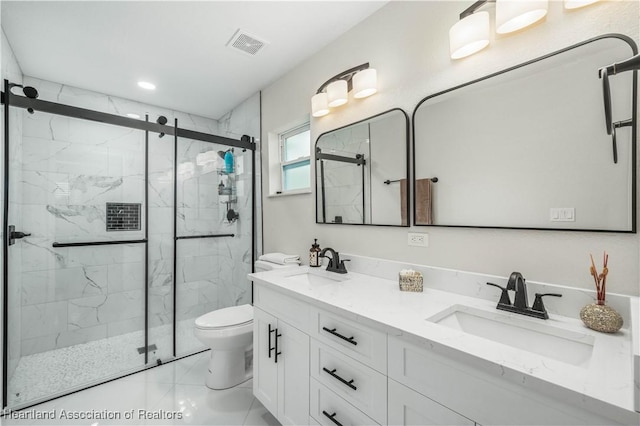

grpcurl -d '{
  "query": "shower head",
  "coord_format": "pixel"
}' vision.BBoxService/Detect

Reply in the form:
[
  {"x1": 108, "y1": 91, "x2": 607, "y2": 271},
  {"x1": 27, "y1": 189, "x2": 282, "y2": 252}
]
[{"x1": 22, "y1": 86, "x2": 39, "y2": 99}]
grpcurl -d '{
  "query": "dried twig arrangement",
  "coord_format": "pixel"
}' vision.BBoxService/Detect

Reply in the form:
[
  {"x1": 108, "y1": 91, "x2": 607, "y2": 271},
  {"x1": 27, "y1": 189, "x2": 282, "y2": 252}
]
[{"x1": 589, "y1": 252, "x2": 608, "y2": 305}]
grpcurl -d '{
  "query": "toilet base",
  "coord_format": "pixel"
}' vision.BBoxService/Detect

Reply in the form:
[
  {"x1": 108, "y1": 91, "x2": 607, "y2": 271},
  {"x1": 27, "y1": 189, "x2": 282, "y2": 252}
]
[{"x1": 205, "y1": 347, "x2": 253, "y2": 390}]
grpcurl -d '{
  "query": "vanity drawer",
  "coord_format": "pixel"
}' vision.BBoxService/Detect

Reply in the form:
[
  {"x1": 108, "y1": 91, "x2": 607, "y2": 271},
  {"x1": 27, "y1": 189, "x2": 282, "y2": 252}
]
[
  {"x1": 253, "y1": 284, "x2": 311, "y2": 333},
  {"x1": 387, "y1": 336, "x2": 614, "y2": 426},
  {"x1": 388, "y1": 378, "x2": 473, "y2": 426},
  {"x1": 310, "y1": 378, "x2": 380, "y2": 426},
  {"x1": 310, "y1": 340, "x2": 387, "y2": 424},
  {"x1": 311, "y1": 308, "x2": 387, "y2": 373}
]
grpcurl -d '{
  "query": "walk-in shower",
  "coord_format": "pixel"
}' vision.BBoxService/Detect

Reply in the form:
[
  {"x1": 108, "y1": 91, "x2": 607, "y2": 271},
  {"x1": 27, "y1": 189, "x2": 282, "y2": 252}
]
[{"x1": 1, "y1": 78, "x2": 257, "y2": 409}]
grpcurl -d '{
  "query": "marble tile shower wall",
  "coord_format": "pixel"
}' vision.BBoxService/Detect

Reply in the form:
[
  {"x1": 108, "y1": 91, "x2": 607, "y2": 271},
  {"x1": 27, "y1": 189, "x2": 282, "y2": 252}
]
[
  {"x1": 174, "y1": 97, "x2": 259, "y2": 348},
  {"x1": 218, "y1": 93, "x2": 262, "y2": 298},
  {"x1": 322, "y1": 123, "x2": 370, "y2": 224},
  {"x1": 12, "y1": 77, "x2": 259, "y2": 357},
  {"x1": 2, "y1": 29, "x2": 24, "y2": 380}
]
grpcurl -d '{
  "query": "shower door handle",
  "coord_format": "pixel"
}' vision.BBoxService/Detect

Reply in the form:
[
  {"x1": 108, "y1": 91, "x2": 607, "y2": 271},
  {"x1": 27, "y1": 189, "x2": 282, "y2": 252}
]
[{"x1": 8, "y1": 225, "x2": 31, "y2": 246}]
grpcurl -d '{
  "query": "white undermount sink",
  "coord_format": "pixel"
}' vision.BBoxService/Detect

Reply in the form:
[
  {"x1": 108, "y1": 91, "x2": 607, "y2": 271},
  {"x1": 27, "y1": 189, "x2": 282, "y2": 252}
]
[
  {"x1": 427, "y1": 305, "x2": 595, "y2": 367},
  {"x1": 283, "y1": 268, "x2": 351, "y2": 285}
]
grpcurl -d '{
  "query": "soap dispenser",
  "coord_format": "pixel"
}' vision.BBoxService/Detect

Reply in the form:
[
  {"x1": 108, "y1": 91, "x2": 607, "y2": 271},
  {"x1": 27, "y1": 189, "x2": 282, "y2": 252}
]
[{"x1": 309, "y1": 239, "x2": 321, "y2": 267}]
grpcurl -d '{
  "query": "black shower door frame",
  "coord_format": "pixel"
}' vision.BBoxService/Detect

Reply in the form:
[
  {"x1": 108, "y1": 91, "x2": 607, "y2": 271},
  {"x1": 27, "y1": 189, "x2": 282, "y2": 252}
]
[{"x1": 1, "y1": 79, "x2": 256, "y2": 408}]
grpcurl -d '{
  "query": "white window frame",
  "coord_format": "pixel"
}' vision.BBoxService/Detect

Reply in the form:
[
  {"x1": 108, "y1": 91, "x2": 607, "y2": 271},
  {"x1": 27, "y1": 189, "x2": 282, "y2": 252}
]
[{"x1": 279, "y1": 123, "x2": 311, "y2": 193}]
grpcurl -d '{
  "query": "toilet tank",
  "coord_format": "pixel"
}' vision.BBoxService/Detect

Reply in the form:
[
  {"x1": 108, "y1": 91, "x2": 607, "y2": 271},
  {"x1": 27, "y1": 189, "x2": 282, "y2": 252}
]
[{"x1": 254, "y1": 259, "x2": 299, "y2": 272}]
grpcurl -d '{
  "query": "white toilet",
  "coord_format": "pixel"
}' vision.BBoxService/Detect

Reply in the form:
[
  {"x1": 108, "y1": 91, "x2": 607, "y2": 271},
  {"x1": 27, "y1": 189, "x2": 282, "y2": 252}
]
[{"x1": 194, "y1": 259, "x2": 298, "y2": 389}]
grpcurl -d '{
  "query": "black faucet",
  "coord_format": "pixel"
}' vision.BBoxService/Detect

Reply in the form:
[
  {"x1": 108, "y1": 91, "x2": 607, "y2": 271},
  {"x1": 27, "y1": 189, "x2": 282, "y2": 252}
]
[
  {"x1": 319, "y1": 248, "x2": 349, "y2": 274},
  {"x1": 486, "y1": 272, "x2": 562, "y2": 320}
]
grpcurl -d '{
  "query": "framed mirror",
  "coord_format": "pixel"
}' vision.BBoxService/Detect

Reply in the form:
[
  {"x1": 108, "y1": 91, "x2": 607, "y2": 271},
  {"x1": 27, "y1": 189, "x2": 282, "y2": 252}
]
[
  {"x1": 316, "y1": 108, "x2": 409, "y2": 226},
  {"x1": 413, "y1": 34, "x2": 637, "y2": 232}
]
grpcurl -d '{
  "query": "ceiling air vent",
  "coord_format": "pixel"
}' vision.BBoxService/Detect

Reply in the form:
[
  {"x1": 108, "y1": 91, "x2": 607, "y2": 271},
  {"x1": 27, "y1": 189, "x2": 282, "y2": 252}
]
[{"x1": 226, "y1": 29, "x2": 267, "y2": 56}]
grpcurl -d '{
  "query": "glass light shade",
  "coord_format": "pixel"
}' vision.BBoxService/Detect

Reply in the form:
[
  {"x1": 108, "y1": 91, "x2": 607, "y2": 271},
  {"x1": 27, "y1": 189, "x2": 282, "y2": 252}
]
[
  {"x1": 496, "y1": 0, "x2": 548, "y2": 34},
  {"x1": 311, "y1": 92, "x2": 330, "y2": 117},
  {"x1": 327, "y1": 80, "x2": 348, "y2": 107},
  {"x1": 564, "y1": 0, "x2": 598, "y2": 9},
  {"x1": 449, "y1": 11, "x2": 490, "y2": 60},
  {"x1": 353, "y1": 68, "x2": 377, "y2": 99}
]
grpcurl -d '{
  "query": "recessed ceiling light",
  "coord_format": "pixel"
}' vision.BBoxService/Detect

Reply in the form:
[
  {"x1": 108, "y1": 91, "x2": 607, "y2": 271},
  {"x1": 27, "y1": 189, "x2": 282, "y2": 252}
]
[
  {"x1": 137, "y1": 81, "x2": 156, "y2": 90},
  {"x1": 126, "y1": 113, "x2": 141, "y2": 119}
]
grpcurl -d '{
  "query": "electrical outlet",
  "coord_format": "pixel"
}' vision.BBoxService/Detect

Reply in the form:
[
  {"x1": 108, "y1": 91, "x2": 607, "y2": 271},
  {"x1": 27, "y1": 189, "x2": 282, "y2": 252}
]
[
  {"x1": 408, "y1": 232, "x2": 428, "y2": 247},
  {"x1": 549, "y1": 207, "x2": 575, "y2": 222}
]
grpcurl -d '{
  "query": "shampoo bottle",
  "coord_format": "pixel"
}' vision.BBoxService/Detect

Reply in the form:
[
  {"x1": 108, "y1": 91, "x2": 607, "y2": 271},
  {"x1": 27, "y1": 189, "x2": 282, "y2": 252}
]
[{"x1": 224, "y1": 150, "x2": 234, "y2": 173}]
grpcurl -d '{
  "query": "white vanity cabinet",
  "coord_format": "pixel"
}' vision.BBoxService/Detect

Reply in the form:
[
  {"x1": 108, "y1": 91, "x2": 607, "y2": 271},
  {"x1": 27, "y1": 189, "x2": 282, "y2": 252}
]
[
  {"x1": 387, "y1": 335, "x2": 627, "y2": 426},
  {"x1": 251, "y1": 270, "x2": 638, "y2": 426},
  {"x1": 253, "y1": 286, "x2": 311, "y2": 426}
]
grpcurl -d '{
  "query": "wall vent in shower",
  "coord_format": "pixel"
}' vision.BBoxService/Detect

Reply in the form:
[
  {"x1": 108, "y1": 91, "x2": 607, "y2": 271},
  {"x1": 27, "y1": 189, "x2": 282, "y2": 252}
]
[
  {"x1": 226, "y1": 29, "x2": 268, "y2": 56},
  {"x1": 106, "y1": 202, "x2": 141, "y2": 231}
]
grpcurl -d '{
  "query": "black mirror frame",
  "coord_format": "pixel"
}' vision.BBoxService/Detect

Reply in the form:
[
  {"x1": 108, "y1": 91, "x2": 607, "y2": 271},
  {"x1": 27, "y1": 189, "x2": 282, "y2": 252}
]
[
  {"x1": 315, "y1": 107, "x2": 410, "y2": 227},
  {"x1": 411, "y1": 33, "x2": 637, "y2": 233}
]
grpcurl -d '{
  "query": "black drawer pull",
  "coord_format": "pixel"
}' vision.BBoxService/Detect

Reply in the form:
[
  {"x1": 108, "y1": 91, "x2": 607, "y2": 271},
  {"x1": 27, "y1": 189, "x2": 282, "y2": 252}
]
[
  {"x1": 322, "y1": 326, "x2": 358, "y2": 346},
  {"x1": 322, "y1": 367, "x2": 357, "y2": 390},
  {"x1": 274, "y1": 328, "x2": 282, "y2": 363},
  {"x1": 268, "y1": 324, "x2": 276, "y2": 359},
  {"x1": 322, "y1": 410, "x2": 344, "y2": 426}
]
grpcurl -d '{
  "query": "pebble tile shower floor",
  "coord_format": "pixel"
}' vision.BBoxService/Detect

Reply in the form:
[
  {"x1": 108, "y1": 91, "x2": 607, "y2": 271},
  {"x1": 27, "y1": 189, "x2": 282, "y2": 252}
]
[{"x1": 8, "y1": 320, "x2": 201, "y2": 407}]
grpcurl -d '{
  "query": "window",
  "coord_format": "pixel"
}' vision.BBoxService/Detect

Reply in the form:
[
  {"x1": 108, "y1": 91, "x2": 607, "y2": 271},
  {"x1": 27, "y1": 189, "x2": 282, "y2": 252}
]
[{"x1": 280, "y1": 123, "x2": 311, "y2": 192}]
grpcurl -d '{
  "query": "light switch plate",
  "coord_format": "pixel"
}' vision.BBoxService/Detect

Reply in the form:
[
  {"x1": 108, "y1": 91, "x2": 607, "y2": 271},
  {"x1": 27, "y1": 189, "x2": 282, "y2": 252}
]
[{"x1": 408, "y1": 232, "x2": 428, "y2": 247}]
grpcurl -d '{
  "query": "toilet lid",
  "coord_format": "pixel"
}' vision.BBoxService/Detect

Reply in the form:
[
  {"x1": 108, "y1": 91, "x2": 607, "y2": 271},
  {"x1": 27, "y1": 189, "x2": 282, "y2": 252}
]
[{"x1": 195, "y1": 304, "x2": 253, "y2": 329}]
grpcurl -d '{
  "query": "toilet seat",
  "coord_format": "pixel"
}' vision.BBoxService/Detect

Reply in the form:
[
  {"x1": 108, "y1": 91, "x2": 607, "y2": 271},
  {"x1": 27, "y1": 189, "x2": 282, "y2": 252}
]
[{"x1": 195, "y1": 304, "x2": 253, "y2": 330}]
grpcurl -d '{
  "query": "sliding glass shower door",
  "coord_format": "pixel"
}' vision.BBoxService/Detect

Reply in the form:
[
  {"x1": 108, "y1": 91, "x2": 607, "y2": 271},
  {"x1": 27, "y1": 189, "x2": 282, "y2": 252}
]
[
  {"x1": 2, "y1": 80, "x2": 256, "y2": 409},
  {"x1": 174, "y1": 136, "x2": 254, "y2": 356},
  {"x1": 4, "y1": 108, "x2": 148, "y2": 407}
]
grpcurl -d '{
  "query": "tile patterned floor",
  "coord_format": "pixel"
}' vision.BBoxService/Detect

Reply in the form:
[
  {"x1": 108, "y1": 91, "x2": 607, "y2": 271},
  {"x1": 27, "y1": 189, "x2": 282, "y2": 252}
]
[{"x1": 1, "y1": 351, "x2": 279, "y2": 426}]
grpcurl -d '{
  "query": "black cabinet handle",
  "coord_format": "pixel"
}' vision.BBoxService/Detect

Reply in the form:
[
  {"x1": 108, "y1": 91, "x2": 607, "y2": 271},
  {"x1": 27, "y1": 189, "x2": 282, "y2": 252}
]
[
  {"x1": 274, "y1": 328, "x2": 282, "y2": 363},
  {"x1": 322, "y1": 411, "x2": 344, "y2": 426},
  {"x1": 322, "y1": 326, "x2": 357, "y2": 346},
  {"x1": 322, "y1": 367, "x2": 357, "y2": 390},
  {"x1": 268, "y1": 324, "x2": 276, "y2": 359}
]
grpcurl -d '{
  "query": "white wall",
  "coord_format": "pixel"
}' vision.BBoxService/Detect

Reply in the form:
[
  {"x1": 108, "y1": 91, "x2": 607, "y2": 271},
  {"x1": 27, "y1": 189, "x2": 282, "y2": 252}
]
[{"x1": 261, "y1": 0, "x2": 640, "y2": 296}]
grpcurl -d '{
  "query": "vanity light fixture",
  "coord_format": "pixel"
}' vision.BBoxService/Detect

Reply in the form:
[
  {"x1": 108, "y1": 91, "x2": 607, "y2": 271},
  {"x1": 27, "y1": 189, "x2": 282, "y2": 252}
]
[
  {"x1": 311, "y1": 63, "x2": 377, "y2": 118},
  {"x1": 353, "y1": 68, "x2": 378, "y2": 98},
  {"x1": 495, "y1": 0, "x2": 548, "y2": 34},
  {"x1": 564, "y1": 0, "x2": 599, "y2": 9},
  {"x1": 327, "y1": 80, "x2": 348, "y2": 107},
  {"x1": 449, "y1": 0, "x2": 549, "y2": 60},
  {"x1": 449, "y1": 11, "x2": 491, "y2": 59}
]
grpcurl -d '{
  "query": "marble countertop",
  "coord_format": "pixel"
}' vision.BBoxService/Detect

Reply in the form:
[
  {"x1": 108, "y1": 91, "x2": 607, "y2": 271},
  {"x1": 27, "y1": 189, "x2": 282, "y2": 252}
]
[{"x1": 249, "y1": 261, "x2": 639, "y2": 424}]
